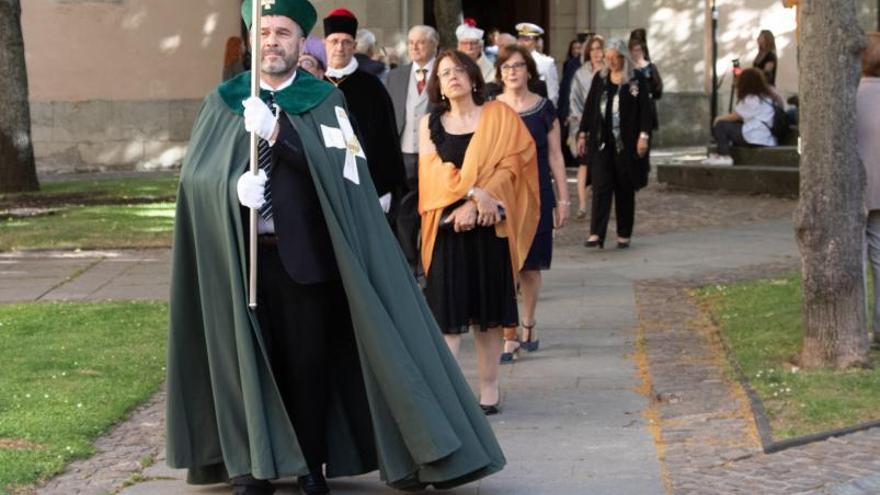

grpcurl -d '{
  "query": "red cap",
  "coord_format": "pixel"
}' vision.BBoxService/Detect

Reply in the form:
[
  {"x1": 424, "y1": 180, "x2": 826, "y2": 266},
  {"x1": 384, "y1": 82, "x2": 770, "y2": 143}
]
[
  {"x1": 463, "y1": 17, "x2": 477, "y2": 27},
  {"x1": 326, "y1": 8, "x2": 356, "y2": 19}
]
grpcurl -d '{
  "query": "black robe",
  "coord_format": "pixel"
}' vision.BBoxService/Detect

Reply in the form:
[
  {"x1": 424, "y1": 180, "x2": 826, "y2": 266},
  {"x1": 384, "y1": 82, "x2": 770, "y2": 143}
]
[{"x1": 326, "y1": 70, "x2": 405, "y2": 199}]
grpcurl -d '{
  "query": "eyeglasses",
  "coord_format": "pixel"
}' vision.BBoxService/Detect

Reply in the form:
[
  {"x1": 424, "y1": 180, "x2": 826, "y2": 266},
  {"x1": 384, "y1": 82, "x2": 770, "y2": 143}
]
[
  {"x1": 438, "y1": 66, "x2": 468, "y2": 79},
  {"x1": 500, "y1": 62, "x2": 527, "y2": 73}
]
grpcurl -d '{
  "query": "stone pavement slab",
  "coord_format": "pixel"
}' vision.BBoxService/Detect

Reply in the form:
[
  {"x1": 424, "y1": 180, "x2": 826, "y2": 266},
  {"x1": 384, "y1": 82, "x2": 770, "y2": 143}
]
[{"x1": 0, "y1": 249, "x2": 169, "y2": 303}]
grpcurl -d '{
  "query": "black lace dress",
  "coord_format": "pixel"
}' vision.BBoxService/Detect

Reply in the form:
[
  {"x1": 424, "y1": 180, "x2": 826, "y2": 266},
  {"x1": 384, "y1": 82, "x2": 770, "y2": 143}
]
[{"x1": 422, "y1": 112, "x2": 519, "y2": 334}]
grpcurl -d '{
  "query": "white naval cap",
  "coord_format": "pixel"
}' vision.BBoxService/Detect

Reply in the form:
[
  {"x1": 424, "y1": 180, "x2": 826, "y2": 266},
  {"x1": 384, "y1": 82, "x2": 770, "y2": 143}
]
[
  {"x1": 455, "y1": 24, "x2": 484, "y2": 41},
  {"x1": 515, "y1": 22, "x2": 544, "y2": 37}
]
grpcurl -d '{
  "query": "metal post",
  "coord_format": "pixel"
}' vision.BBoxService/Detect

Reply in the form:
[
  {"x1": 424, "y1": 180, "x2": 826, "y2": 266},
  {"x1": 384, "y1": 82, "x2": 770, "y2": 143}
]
[
  {"x1": 248, "y1": 1, "x2": 262, "y2": 310},
  {"x1": 710, "y1": 0, "x2": 718, "y2": 131}
]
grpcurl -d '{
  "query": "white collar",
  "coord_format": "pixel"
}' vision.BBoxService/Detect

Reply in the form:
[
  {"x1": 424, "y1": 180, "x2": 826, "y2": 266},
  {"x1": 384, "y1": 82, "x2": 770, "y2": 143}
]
[
  {"x1": 260, "y1": 71, "x2": 297, "y2": 92},
  {"x1": 326, "y1": 57, "x2": 359, "y2": 79},
  {"x1": 412, "y1": 58, "x2": 435, "y2": 75}
]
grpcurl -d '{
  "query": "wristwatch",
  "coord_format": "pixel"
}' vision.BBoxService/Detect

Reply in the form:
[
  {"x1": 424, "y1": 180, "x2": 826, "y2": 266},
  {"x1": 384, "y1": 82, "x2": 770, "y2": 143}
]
[
  {"x1": 466, "y1": 187, "x2": 476, "y2": 200},
  {"x1": 639, "y1": 132, "x2": 650, "y2": 140}
]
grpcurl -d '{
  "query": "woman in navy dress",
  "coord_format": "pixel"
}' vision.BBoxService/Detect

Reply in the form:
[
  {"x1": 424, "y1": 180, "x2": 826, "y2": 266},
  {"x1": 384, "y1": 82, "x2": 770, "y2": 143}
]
[{"x1": 494, "y1": 45, "x2": 571, "y2": 361}]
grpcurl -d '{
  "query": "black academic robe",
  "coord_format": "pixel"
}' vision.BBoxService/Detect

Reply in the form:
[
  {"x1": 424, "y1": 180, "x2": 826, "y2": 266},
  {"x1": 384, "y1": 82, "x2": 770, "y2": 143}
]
[{"x1": 326, "y1": 70, "x2": 405, "y2": 199}]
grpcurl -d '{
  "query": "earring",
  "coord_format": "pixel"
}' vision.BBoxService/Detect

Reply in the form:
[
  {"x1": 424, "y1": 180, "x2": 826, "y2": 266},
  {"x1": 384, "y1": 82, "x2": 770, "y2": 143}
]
[
  {"x1": 441, "y1": 93, "x2": 446, "y2": 100},
  {"x1": 472, "y1": 85, "x2": 477, "y2": 92}
]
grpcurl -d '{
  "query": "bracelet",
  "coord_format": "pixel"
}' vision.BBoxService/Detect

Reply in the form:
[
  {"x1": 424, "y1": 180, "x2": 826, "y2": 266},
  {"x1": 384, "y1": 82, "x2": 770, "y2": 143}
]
[
  {"x1": 558, "y1": 200, "x2": 571, "y2": 206},
  {"x1": 639, "y1": 132, "x2": 650, "y2": 140}
]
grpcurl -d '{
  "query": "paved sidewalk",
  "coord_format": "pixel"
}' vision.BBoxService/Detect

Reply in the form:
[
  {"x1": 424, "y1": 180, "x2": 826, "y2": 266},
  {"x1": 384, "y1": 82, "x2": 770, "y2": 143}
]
[{"x1": 6, "y1": 219, "x2": 803, "y2": 494}]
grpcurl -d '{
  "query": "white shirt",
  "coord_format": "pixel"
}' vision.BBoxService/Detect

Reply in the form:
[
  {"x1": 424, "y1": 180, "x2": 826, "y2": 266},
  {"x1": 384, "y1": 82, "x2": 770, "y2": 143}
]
[
  {"x1": 532, "y1": 50, "x2": 559, "y2": 105},
  {"x1": 735, "y1": 95, "x2": 777, "y2": 147},
  {"x1": 326, "y1": 57, "x2": 359, "y2": 79}
]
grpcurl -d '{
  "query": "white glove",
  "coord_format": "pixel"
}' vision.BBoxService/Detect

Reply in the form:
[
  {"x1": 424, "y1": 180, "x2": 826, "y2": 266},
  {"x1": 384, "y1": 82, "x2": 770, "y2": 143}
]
[
  {"x1": 236, "y1": 169, "x2": 267, "y2": 209},
  {"x1": 379, "y1": 193, "x2": 392, "y2": 214},
  {"x1": 242, "y1": 96, "x2": 278, "y2": 142}
]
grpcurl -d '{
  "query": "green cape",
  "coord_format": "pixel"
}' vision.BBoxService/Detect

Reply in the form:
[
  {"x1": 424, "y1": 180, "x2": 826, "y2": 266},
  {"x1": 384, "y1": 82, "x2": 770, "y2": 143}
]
[
  {"x1": 166, "y1": 79, "x2": 505, "y2": 490},
  {"x1": 218, "y1": 69, "x2": 333, "y2": 116}
]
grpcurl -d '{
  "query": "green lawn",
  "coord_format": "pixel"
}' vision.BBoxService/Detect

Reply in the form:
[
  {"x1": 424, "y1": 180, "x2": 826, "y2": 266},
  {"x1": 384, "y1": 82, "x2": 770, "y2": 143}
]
[
  {"x1": 1, "y1": 203, "x2": 175, "y2": 251},
  {"x1": 698, "y1": 275, "x2": 880, "y2": 439},
  {"x1": 0, "y1": 302, "x2": 168, "y2": 494},
  {"x1": 1, "y1": 175, "x2": 180, "y2": 252},
  {"x1": 1, "y1": 176, "x2": 178, "y2": 203}
]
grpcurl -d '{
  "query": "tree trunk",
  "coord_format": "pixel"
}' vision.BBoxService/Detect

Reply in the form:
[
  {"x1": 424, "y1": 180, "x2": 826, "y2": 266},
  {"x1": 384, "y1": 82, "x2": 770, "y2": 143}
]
[
  {"x1": 794, "y1": 0, "x2": 869, "y2": 369},
  {"x1": 433, "y1": 0, "x2": 462, "y2": 50},
  {"x1": 0, "y1": 0, "x2": 39, "y2": 193}
]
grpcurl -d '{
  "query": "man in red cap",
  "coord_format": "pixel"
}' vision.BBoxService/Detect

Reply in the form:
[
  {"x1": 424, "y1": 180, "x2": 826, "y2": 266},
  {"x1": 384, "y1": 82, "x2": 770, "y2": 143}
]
[{"x1": 323, "y1": 8, "x2": 404, "y2": 224}]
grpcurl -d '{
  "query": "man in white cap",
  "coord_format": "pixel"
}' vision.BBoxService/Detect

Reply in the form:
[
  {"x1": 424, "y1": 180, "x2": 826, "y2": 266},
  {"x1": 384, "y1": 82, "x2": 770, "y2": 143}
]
[
  {"x1": 456, "y1": 20, "x2": 495, "y2": 83},
  {"x1": 516, "y1": 22, "x2": 559, "y2": 104}
]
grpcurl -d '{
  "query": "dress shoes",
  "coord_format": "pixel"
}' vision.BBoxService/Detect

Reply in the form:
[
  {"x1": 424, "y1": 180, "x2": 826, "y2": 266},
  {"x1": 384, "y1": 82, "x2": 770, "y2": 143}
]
[
  {"x1": 297, "y1": 472, "x2": 330, "y2": 495},
  {"x1": 231, "y1": 475, "x2": 275, "y2": 495}
]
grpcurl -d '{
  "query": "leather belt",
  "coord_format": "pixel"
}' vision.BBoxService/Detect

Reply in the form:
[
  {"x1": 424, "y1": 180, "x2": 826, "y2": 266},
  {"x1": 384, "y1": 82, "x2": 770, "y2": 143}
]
[{"x1": 257, "y1": 234, "x2": 278, "y2": 246}]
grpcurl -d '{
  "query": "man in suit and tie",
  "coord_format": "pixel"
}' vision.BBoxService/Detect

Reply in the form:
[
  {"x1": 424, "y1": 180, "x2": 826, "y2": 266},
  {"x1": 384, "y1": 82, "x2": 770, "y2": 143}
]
[{"x1": 385, "y1": 25, "x2": 438, "y2": 281}]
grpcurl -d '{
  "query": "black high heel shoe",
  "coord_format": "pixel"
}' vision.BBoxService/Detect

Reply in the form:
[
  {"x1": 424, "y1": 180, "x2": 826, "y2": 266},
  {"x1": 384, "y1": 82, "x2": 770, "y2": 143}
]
[
  {"x1": 480, "y1": 403, "x2": 500, "y2": 415},
  {"x1": 521, "y1": 320, "x2": 539, "y2": 352},
  {"x1": 617, "y1": 239, "x2": 631, "y2": 249},
  {"x1": 584, "y1": 237, "x2": 604, "y2": 249}
]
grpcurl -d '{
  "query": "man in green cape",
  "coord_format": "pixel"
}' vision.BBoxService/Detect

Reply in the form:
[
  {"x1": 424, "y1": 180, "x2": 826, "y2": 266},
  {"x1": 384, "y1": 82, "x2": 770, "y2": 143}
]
[{"x1": 165, "y1": 1, "x2": 505, "y2": 494}]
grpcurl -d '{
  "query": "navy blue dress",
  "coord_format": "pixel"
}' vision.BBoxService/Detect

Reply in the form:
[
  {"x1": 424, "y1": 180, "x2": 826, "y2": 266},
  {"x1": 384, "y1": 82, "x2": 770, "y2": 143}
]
[{"x1": 520, "y1": 98, "x2": 557, "y2": 271}]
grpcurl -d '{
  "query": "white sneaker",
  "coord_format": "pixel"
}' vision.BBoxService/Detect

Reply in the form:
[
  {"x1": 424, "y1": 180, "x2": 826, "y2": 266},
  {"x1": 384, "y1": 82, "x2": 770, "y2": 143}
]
[{"x1": 701, "y1": 154, "x2": 734, "y2": 166}]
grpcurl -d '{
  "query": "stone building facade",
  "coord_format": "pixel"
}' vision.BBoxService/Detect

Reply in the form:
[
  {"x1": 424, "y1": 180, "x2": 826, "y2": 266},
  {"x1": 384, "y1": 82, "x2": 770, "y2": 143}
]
[{"x1": 22, "y1": 0, "x2": 879, "y2": 174}]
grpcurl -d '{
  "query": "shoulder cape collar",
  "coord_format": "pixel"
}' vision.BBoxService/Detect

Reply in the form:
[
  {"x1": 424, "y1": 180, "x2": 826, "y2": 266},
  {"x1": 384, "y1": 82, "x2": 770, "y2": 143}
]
[{"x1": 218, "y1": 70, "x2": 335, "y2": 115}]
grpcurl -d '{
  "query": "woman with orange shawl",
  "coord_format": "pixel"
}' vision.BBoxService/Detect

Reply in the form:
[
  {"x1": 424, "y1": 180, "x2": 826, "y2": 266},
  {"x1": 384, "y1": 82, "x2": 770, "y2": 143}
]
[{"x1": 419, "y1": 49, "x2": 540, "y2": 415}]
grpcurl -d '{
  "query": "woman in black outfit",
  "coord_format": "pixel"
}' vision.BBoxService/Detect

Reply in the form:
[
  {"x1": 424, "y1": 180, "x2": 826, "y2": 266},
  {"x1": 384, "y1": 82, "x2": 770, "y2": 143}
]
[
  {"x1": 579, "y1": 38, "x2": 653, "y2": 249},
  {"x1": 753, "y1": 30, "x2": 777, "y2": 86}
]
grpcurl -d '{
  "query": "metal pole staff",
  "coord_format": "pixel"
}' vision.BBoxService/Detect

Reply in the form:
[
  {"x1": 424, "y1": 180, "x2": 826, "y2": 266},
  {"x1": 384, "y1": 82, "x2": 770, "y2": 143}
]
[{"x1": 248, "y1": 1, "x2": 262, "y2": 310}]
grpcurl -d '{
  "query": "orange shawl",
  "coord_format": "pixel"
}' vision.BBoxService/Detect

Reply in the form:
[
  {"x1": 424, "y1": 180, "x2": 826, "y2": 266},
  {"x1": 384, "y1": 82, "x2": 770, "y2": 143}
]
[{"x1": 418, "y1": 100, "x2": 540, "y2": 277}]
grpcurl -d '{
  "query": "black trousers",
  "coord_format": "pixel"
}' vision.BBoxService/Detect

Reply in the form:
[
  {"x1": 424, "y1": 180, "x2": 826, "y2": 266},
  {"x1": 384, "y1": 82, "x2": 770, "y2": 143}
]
[
  {"x1": 255, "y1": 241, "x2": 362, "y2": 472},
  {"x1": 712, "y1": 121, "x2": 748, "y2": 156},
  {"x1": 590, "y1": 151, "x2": 635, "y2": 241},
  {"x1": 395, "y1": 152, "x2": 422, "y2": 276}
]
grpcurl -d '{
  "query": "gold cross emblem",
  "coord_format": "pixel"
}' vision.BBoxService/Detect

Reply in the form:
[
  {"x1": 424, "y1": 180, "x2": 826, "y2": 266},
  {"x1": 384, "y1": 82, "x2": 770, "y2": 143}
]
[
  {"x1": 346, "y1": 140, "x2": 361, "y2": 155},
  {"x1": 261, "y1": 0, "x2": 276, "y2": 9}
]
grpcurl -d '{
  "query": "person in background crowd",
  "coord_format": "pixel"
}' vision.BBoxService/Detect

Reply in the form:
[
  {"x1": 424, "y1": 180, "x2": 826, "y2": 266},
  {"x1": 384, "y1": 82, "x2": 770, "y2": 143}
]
[
  {"x1": 355, "y1": 28, "x2": 388, "y2": 82},
  {"x1": 495, "y1": 45, "x2": 570, "y2": 362},
  {"x1": 571, "y1": 34, "x2": 605, "y2": 219},
  {"x1": 860, "y1": 32, "x2": 880, "y2": 343},
  {"x1": 515, "y1": 22, "x2": 559, "y2": 105},
  {"x1": 386, "y1": 25, "x2": 439, "y2": 281},
  {"x1": 754, "y1": 29, "x2": 777, "y2": 86},
  {"x1": 418, "y1": 49, "x2": 539, "y2": 415},
  {"x1": 628, "y1": 34, "x2": 662, "y2": 130},
  {"x1": 457, "y1": 20, "x2": 496, "y2": 83},
  {"x1": 558, "y1": 36, "x2": 585, "y2": 168},
  {"x1": 580, "y1": 38, "x2": 652, "y2": 250},
  {"x1": 704, "y1": 68, "x2": 777, "y2": 166},
  {"x1": 299, "y1": 35, "x2": 327, "y2": 79},
  {"x1": 485, "y1": 27, "x2": 501, "y2": 62},
  {"x1": 323, "y1": 8, "x2": 405, "y2": 223}
]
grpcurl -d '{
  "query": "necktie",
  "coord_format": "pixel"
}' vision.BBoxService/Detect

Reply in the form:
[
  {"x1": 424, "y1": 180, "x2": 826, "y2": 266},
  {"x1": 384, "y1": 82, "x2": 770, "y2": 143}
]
[
  {"x1": 416, "y1": 68, "x2": 426, "y2": 94},
  {"x1": 258, "y1": 92, "x2": 277, "y2": 221}
]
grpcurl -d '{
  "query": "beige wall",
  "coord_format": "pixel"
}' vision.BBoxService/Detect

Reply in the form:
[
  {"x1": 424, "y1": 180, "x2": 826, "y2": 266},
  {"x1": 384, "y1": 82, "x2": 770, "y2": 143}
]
[{"x1": 22, "y1": 0, "x2": 242, "y2": 102}]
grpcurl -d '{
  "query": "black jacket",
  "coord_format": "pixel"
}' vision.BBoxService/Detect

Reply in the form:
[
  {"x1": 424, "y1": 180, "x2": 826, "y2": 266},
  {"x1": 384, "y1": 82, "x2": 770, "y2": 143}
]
[
  {"x1": 253, "y1": 114, "x2": 340, "y2": 284},
  {"x1": 580, "y1": 71, "x2": 653, "y2": 189}
]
